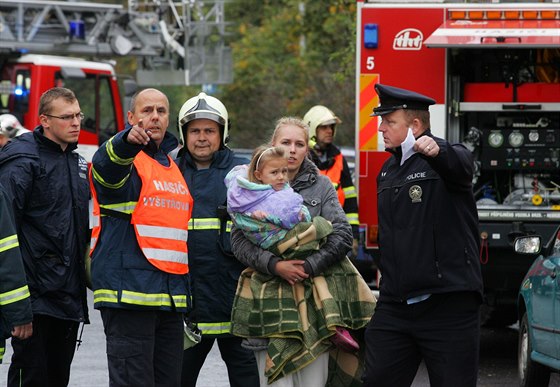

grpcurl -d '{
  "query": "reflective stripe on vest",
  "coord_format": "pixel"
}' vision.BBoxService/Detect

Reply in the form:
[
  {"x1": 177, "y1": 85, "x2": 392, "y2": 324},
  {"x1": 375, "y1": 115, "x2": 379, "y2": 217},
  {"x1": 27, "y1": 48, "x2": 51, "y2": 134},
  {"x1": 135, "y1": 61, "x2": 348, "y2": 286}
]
[
  {"x1": 188, "y1": 218, "x2": 233, "y2": 232},
  {"x1": 343, "y1": 185, "x2": 357, "y2": 199},
  {"x1": 346, "y1": 212, "x2": 359, "y2": 226},
  {"x1": 0, "y1": 234, "x2": 19, "y2": 253},
  {"x1": 188, "y1": 218, "x2": 220, "y2": 230},
  {"x1": 93, "y1": 289, "x2": 189, "y2": 308},
  {"x1": 132, "y1": 151, "x2": 192, "y2": 274},
  {"x1": 197, "y1": 321, "x2": 232, "y2": 335},
  {"x1": 320, "y1": 153, "x2": 345, "y2": 206},
  {"x1": 121, "y1": 290, "x2": 174, "y2": 307},
  {"x1": 0, "y1": 346, "x2": 4, "y2": 363},
  {"x1": 93, "y1": 289, "x2": 119, "y2": 304},
  {"x1": 0, "y1": 285, "x2": 30, "y2": 306}
]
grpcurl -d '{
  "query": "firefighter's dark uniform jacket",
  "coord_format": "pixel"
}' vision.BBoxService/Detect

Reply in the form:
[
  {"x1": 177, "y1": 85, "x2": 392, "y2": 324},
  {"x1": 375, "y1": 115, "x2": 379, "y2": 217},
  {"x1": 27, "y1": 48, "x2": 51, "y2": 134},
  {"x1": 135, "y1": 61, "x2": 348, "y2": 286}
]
[
  {"x1": 309, "y1": 143, "x2": 359, "y2": 238},
  {"x1": 376, "y1": 132, "x2": 483, "y2": 303},
  {"x1": 175, "y1": 148, "x2": 247, "y2": 336},
  {"x1": 90, "y1": 129, "x2": 190, "y2": 312},
  {"x1": 0, "y1": 185, "x2": 32, "y2": 363},
  {"x1": 0, "y1": 128, "x2": 89, "y2": 323}
]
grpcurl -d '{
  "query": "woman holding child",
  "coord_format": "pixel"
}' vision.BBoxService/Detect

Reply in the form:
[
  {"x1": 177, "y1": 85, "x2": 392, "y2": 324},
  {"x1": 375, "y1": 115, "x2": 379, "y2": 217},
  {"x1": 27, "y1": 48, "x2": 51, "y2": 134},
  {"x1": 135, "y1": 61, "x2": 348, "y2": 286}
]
[{"x1": 230, "y1": 117, "x2": 375, "y2": 387}]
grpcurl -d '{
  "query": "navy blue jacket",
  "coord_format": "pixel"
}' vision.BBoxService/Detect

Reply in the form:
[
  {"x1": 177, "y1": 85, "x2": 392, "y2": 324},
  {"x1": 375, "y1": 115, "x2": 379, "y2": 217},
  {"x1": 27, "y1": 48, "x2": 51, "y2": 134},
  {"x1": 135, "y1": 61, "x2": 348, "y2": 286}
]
[
  {"x1": 176, "y1": 148, "x2": 248, "y2": 336},
  {"x1": 0, "y1": 128, "x2": 89, "y2": 322},
  {"x1": 0, "y1": 183, "x2": 33, "y2": 362},
  {"x1": 376, "y1": 132, "x2": 483, "y2": 303},
  {"x1": 90, "y1": 129, "x2": 191, "y2": 312}
]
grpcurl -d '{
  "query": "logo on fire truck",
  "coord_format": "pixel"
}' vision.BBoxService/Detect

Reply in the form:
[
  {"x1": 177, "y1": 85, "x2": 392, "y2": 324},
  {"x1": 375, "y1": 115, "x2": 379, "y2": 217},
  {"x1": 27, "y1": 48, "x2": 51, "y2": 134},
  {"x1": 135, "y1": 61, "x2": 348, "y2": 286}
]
[{"x1": 393, "y1": 28, "x2": 423, "y2": 50}]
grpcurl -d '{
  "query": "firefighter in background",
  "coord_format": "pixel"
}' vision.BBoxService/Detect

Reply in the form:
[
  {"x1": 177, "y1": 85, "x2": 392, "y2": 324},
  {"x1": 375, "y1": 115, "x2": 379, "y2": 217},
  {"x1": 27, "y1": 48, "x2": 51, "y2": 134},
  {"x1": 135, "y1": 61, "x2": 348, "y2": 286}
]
[
  {"x1": 90, "y1": 88, "x2": 193, "y2": 386},
  {"x1": 303, "y1": 106, "x2": 360, "y2": 254},
  {"x1": 0, "y1": 114, "x2": 30, "y2": 148},
  {"x1": 175, "y1": 92, "x2": 259, "y2": 387},
  {"x1": 0, "y1": 183, "x2": 33, "y2": 364}
]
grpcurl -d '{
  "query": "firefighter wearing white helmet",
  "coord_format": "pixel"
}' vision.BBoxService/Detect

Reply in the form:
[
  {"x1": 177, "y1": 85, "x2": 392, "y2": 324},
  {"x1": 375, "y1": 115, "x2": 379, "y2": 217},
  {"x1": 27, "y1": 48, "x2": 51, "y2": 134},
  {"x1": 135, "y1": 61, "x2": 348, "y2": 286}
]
[
  {"x1": 303, "y1": 105, "x2": 361, "y2": 258},
  {"x1": 177, "y1": 92, "x2": 229, "y2": 150},
  {"x1": 0, "y1": 114, "x2": 30, "y2": 148},
  {"x1": 175, "y1": 92, "x2": 259, "y2": 387}
]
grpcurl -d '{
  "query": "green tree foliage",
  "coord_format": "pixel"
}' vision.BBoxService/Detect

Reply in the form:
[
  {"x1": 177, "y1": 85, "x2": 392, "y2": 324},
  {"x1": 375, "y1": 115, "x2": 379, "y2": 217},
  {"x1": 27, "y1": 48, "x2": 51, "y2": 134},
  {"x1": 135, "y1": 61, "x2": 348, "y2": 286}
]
[{"x1": 223, "y1": 0, "x2": 356, "y2": 148}]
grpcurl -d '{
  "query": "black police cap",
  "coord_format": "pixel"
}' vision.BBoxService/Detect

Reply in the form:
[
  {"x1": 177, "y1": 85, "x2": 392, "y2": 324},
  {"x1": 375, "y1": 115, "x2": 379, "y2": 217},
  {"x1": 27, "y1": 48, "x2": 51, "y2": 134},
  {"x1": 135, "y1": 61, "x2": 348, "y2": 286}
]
[{"x1": 371, "y1": 84, "x2": 436, "y2": 116}]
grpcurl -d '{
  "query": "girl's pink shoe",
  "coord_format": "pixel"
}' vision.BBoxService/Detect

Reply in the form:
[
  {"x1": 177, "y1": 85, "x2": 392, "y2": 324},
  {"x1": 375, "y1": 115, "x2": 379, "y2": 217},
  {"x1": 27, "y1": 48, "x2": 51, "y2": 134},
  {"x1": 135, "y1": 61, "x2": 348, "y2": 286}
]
[{"x1": 330, "y1": 327, "x2": 359, "y2": 352}]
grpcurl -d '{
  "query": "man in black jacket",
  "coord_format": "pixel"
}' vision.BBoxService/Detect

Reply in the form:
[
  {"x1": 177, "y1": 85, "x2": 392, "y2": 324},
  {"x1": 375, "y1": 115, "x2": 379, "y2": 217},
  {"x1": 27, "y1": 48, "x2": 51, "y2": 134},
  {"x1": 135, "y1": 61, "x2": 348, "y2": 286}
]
[
  {"x1": 362, "y1": 84, "x2": 483, "y2": 387},
  {"x1": 0, "y1": 88, "x2": 89, "y2": 387}
]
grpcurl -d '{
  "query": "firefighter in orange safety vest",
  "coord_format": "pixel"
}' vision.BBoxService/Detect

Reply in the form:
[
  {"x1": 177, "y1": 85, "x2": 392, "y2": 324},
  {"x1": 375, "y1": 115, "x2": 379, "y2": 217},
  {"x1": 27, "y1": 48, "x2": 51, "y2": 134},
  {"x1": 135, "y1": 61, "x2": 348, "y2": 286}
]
[
  {"x1": 303, "y1": 105, "x2": 360, "y2": 255},
  {"x1": 89, "y1": 88, "x2": 194, "y2": 386}
]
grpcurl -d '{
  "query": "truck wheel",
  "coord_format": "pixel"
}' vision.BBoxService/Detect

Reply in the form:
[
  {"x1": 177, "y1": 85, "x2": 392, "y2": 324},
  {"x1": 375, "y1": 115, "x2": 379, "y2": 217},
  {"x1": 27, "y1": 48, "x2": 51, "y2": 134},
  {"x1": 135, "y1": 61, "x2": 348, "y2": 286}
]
[{"x1": 518, "y1": 313, "x2": 550, "y2": 387}]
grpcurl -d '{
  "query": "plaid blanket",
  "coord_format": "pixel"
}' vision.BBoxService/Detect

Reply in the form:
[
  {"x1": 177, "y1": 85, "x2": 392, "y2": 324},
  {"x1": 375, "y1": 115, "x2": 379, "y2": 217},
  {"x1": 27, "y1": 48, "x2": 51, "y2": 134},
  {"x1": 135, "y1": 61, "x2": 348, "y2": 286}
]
[{"x1": 231, "y1": 219, "x2": 376, "y2": 384}]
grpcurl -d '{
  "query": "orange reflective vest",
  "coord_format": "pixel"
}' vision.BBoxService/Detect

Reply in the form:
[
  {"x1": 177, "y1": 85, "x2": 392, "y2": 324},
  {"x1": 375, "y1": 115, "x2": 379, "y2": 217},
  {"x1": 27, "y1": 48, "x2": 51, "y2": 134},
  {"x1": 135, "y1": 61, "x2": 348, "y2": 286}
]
[
  {"x1": 320, "y1": 153, "x2": 345, "y2": 206},
  {"x1": 90, "y1": 151, "x2": 193, "y2": 274}
]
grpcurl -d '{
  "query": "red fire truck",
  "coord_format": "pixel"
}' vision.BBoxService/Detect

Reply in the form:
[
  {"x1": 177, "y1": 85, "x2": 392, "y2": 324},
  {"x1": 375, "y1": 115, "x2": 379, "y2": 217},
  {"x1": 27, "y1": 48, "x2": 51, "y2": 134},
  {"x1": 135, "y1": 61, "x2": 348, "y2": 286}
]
[
  {"x1": 356, "y1": 0, "x2": 560, "y2": 326},
  {"x1": 1, "y1": 54, "x2": 127, "y2": 161}
]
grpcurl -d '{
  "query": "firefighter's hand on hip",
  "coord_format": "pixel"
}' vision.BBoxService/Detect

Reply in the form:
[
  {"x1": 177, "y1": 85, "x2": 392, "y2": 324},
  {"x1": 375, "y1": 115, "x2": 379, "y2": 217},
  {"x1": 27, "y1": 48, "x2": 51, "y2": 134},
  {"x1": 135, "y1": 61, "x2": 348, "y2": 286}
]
[
  {"x1": 127, "y1": 119, "x2": 152, "y2": 146},
  {"x1": 414, "y1": 137, "x2": 439, "y2": 157}
]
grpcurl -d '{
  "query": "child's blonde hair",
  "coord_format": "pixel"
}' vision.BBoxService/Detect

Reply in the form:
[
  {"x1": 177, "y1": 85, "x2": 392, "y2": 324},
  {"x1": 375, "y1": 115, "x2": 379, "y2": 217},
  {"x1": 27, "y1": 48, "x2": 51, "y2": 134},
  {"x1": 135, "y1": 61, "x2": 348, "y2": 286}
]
[{"x1": 247, "y1": 145, "x2": 287, "y2": 183}]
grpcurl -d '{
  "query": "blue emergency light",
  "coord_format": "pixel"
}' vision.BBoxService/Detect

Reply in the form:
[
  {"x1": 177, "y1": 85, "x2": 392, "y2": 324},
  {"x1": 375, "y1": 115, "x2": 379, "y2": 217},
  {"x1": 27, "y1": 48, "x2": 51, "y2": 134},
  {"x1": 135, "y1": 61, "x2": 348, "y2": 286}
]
[
  {"x1": 364, "y1": 23, "x2": 378, "y2": 49},
  {"x1": 69, "y1": 20, "x2": 85, "y2": 40}
]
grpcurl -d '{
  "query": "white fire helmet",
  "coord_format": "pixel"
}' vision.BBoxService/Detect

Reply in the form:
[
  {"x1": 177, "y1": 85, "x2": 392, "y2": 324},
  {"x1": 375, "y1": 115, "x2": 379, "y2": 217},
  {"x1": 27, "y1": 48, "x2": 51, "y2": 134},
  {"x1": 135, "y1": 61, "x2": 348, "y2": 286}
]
[
  {"x1": 303, "y1": 105, "x2": 341, "y2": 142},
  {"x1": 0, "y1": 114, "x2": 24, "y2": 138},
  {"x1": 177, "y1": 92, "x2": 229, "y2": 147}
]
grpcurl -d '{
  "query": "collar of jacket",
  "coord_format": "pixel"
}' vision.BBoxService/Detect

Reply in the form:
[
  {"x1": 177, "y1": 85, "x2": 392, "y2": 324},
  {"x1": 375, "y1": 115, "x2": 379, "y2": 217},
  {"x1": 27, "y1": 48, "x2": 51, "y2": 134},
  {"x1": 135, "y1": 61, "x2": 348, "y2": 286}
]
[
  {"x1": 147, "y1": 130, "x2": 178, "y2": 156},
  {"x1": 291, "y1": 157, "x2": 318, "y2": 188},
  {"x1": 34, "y1": 126, "x2": 79, "y2": 153},
  {"x1": 179, "y1": 147, "x2": 234, "y2": 170}
]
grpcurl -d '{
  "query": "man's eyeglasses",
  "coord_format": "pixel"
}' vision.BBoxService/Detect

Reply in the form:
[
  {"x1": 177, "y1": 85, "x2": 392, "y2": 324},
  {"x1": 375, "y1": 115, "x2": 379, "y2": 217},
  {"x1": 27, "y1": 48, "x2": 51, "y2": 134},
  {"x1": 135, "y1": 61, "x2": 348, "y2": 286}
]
[{"x1": 44, "y1": 112, "x2": 85, "y2": 121}]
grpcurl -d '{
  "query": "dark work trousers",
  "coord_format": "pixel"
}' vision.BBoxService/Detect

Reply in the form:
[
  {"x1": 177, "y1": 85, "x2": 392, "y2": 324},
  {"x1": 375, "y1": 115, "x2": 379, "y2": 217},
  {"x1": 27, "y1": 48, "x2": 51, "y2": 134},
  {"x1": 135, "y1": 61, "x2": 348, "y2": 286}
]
[
  {"x1": 8, "y1": 314, "x2": 79, "y2": 387},
  {"x1": 362, "y1": 291, "x2": 481, "y2": 387},
  {"x1": 100, "y1": 308, "x2": 184, "y2": 387},
  {"x1": 181, "y1": 335, "x2": 259, "y2": 387}
]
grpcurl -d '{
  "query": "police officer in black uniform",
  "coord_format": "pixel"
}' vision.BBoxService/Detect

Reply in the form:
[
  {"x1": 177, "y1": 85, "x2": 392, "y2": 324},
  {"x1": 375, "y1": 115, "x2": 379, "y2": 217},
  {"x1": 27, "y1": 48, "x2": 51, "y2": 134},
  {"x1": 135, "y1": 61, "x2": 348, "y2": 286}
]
[{"x1": 362, "y1": 84, "x2": 483, "y2": 387}]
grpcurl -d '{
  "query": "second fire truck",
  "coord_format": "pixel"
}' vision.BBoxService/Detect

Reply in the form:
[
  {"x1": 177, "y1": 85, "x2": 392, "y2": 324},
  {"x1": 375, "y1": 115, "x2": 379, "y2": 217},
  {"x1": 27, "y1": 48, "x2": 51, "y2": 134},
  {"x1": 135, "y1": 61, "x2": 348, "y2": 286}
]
[{"x1": 356, "y1": 0, "x2": 560, "y2": 326}]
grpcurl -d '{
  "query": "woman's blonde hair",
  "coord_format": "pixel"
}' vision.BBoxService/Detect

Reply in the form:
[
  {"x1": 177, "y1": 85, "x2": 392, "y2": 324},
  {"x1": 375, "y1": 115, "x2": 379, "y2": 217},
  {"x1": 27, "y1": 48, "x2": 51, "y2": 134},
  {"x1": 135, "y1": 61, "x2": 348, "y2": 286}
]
[
  {"x1": 269, "y1": 116, "x2": 309, "y2": 146},
  {"x1": 247, "y1": 145, "x2": 286, "y2": 183}
]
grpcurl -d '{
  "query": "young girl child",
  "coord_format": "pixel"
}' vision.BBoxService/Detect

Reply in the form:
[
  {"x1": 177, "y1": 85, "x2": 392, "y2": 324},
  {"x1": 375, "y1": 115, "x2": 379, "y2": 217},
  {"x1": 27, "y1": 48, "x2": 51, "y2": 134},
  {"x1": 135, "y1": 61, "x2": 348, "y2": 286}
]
[{"x1": 225, "y1": 145, "x2": 375, "y2": 382}]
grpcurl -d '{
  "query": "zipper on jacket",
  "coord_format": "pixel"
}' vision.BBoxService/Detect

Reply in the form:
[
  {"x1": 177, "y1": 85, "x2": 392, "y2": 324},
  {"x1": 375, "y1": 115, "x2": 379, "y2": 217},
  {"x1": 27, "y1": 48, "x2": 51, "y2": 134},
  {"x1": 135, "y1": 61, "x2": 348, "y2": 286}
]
[
  {"x1": 433, "y1": 226, "x2": 442, "y2": 279},
  {"x1": 435, "y1": 260, "x2": 442, "y2": 279}
]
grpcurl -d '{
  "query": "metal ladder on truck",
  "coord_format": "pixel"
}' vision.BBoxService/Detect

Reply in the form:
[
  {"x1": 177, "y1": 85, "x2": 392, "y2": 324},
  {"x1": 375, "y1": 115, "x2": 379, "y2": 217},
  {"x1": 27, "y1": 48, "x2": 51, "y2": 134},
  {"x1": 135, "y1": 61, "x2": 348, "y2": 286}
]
[{"x1": 0, "y1": 0, "x2": 232, "y2": 85}]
